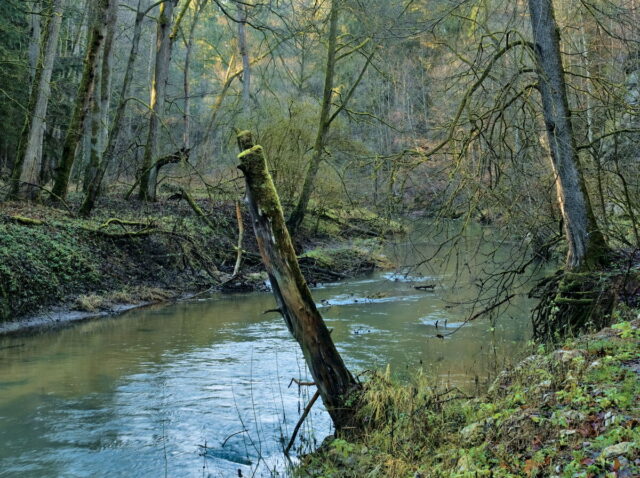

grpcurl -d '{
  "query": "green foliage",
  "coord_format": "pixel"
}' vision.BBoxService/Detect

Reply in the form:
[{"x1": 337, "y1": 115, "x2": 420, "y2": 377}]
[
  {"x1": 258, "y1": 98, "x2": 320, "y2": 205},
  {"x1": 0, "y1": 219, "x2": 102, "y2": 320}
]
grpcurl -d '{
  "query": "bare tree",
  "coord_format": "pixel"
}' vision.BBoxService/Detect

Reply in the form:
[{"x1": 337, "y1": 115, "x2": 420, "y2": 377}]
[
  {"x1": 51, "y1": 0, "x2": 110, "y2": 202},
  {"x1": 138, "y1": 0, "x2": 179, "y2": 201},
  {"x1": 528, "y1": 0, "x2": 608, "y2": 270},
  {"x1": 9, "y1": 0, "x2": 65, "y2": 200},
  {"x1": 287, "y1": 0, "x2": 374, "y2": 236}
]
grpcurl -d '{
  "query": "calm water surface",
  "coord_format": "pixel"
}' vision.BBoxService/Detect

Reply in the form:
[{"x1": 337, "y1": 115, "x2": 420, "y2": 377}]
[{"x1": 0, "y1": 227, "x2": 538, "y2": 477}]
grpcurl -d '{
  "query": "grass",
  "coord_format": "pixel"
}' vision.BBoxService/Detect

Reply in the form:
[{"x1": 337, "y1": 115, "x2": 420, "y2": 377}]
[{"x1": 295, "y1": 308, "x2": 640, "y2": 477}]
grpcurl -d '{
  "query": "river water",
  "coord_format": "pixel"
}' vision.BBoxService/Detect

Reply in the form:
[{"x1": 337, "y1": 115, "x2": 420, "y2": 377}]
[{"x1": 0, "y1": 227, "x2": 538, "y2": 477}]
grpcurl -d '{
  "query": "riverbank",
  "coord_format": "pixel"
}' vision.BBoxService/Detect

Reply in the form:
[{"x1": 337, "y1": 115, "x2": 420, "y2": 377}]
[
  {"x1": 0, "y1": 197, "x2": 400, "y2": 335},
  {"x1": 295, "y1": 312, "x2": 640, "y2": 477}
]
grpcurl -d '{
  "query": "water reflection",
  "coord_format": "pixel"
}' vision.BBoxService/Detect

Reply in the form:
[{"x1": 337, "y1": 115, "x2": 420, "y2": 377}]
[{"x1": 0, "y1": 226, "x2": 540, "y2": 477}]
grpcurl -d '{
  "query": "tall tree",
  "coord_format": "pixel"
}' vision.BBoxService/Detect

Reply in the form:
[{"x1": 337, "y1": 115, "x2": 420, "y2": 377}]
[
  {"x1": 287, "y1": 0, "x2": 373, "y2": 236},
  {"x1": 28, "y1": 1, "x2": 43, "y2": 82},
  {"x1": 182, "y1": 0, "x2": 205, "y2": 151},
  {"x1": 9, "y1": 0, "x2": 64, "y2": 200},
  {"x1": 51, "y1": 0, "x2": 110, "y2": 202},
  {"x1": 527, "y1": 0, "x2": 608, "y2": 270},
  {"x1": 286, "y1": 0, "x2": 339, "y2": 235},
  {"x1": 83, "y1": 0, "x2": 119, "y2": 194},
  {"x1": 80, "y1": 0, "x2": 145, "y2": 216},
  {"x1": 138, "y1": 0, "x2": 179, "y2": 201}
]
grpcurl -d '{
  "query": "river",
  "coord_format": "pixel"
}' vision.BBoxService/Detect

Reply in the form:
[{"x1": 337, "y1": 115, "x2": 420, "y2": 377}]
[{"x1": 0, "y1": 226, "x2": 539, "y2": 477}]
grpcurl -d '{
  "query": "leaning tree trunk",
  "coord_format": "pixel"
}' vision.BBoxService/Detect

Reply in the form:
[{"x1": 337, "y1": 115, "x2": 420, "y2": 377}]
[
  {"x1": 528, "y1": 0, "x2": 607, "y2": 271},
  {"x1": 9, "y1": 0, "x2": 64, "y2": 201},
  {"x1": 237, "y1": 131, "x2": 360, "y2": 430},
  {"x1": 51, "y1": 0, "x2": 109, "y2": 202},
  {"x1": 138, "y1": 0, "x2": 178, "y2": 202}
]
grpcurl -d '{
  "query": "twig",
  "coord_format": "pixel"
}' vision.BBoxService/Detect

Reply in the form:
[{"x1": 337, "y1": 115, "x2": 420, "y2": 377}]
[
  {"x1": 285, "y1": 390, "x2": 320, "y2": 455},
  {"x1": 221, "y1": 429, "x2": 248, "y2": 448},
  {"x1": 288, "y1": 378, "x2": 316, "y2": 388},
  {"x1": 231, "y1": 200, "x2": 244, "y2": 278}
]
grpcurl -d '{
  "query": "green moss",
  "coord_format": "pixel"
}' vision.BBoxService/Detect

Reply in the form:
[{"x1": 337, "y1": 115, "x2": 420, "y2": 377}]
[
  {"x1": 312, "y1": 206, "x2": 407, "y2": 238},
  {"x1": 0, "y1": 221, "x2": 103, "y2": 321},
  {"x1": 295, "y1": 315, "x2": 640, "y2": 478},
  {"x1": 300, "y1": 240, "x2": 392, "y2": 276}
]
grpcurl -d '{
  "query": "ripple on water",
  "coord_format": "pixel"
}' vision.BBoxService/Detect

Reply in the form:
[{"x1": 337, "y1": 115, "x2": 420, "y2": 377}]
[
  {"x1": 317, "y1": 294, "x2": 424, "y2": 308},
  {"x1": 419, "y1": 314, "x2": 467, "y2": 329}
]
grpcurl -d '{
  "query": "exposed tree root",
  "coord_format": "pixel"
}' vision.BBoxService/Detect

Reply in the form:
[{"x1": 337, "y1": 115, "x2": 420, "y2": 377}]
[{"x1": 530, "y1": 269, "x2": 619, "y2": 342}]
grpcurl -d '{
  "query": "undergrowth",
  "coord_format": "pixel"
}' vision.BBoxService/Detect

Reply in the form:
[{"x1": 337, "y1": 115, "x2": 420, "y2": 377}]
[
  {"x1": 0, "y1": 197, "x2": 396, "y2": 323},
  {"x1": 296, "y1": 309, "x2": 640, "y2": 477}
]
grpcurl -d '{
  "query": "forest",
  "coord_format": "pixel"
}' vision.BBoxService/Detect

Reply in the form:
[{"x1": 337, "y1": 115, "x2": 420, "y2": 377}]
[{"x1": 0, "y1": 0, "x2": 639, "y2": 476}]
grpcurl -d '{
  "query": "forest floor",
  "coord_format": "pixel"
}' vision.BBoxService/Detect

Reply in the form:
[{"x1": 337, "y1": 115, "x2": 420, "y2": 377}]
[
  {"x1": 0, "y1": 194, "x2": 402, "y2": 335},
  {"x1": 295, "y1": 310, "x2": 640, "y2": 478}
]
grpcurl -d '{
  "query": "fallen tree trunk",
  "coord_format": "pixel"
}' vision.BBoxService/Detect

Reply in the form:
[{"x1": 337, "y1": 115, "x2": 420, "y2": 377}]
[{"x1": 236, "y1": 131, "x2": 360, "y2": 431}]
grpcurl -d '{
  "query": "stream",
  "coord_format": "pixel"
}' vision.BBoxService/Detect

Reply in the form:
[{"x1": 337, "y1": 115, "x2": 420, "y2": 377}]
[{"x1": 0, "y1": 227, "x2": 539, "y2": 477}]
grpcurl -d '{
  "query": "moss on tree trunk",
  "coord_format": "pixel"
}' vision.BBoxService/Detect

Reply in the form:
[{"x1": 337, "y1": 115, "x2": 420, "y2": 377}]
[{"x1": 237, "y1": 131, "x2": 360, "y2": 430}]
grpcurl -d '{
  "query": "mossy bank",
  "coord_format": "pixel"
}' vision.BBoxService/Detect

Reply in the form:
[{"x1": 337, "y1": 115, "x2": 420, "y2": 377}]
[
  {"x1": 296, "y1": 312, "x2": 640, "y2": 477},
  {"x1": 0, "y1": 197, "x2": 400, "y2": 332}
]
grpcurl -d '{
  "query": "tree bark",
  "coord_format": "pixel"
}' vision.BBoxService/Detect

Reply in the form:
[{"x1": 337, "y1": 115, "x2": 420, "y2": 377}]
[
  {"x1": 9, "y1": 0, "x2": 64, "y2": 200},
  {"x1": 82, "y1": 0, "x2": 118, "y2": 195},
  {"x1": 51, "y1": 0, "x2": 109, "y2": 202},
  {"x1": 138, "y1": 0, "x2": 178, "y2": 201},
  {"x1": 84, "y1": 44, "x2": 103, "y2": 193},
  {"x1": 527, "y1": 0, "x2": 607, "y2": 270},
  {"x1": 237, "y1": 131, "x2": 359, "y2": 430}
]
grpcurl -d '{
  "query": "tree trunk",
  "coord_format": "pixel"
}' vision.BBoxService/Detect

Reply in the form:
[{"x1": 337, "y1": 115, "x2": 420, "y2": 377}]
[
  {"x1": 527, "y1": 0, "x2": 607, "y2": 270},
  {"x1": 237, "y1": 131, "x2": 359, "y2": 430},
  {"x1": 82, "y1": 0, "x2": 117, "y2": 195},
  {"x1": 83, "y1": 43, "x2": 103, "y2": 193},
  {"x1": 138, "y1": 0, "x2": 178, "y2": 202},
  {"x1": 80, "y1": 0, "x2": 140, "y2": 216},
  {"x1": 9, "y1": 0, "x2": 64, "y2": 200},
  {"x1": 287, "y1": 0, "x2": 339, "y2": 236},
  {"x1": 51, "y1": 0, "x2": 109, "y2": 202}
]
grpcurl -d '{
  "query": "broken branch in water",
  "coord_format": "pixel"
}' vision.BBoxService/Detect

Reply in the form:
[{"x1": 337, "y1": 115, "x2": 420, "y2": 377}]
[
  {"x1": 285, "y1": 390, "x2": 320, "y2": 455},
  {"x1": 414, "y1": 284, "x2": 436, "y2": 291},
  {"x1": 289, "y1": 378, "x2": 316, "y2": 388}
]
